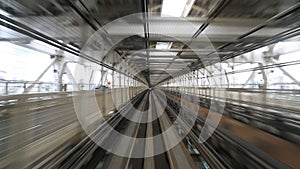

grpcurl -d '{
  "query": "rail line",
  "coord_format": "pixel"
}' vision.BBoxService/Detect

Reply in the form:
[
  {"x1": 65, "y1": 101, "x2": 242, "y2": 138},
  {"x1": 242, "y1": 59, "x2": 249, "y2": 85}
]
[
  {"x1": 164, "y1": 89, "x2": 299, "y2": 168},
  {"x1": 54, "y1": 90, "x2": 208, "y2": 169}
]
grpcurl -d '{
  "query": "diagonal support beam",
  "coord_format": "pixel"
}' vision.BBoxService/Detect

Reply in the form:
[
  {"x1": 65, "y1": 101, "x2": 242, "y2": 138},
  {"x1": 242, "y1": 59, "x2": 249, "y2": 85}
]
[
  {"x1": 270, "y1": 59, "x2": 300, "y2": 87},
  {"x1": 23, "y1": 59, "x2": 55, "y2": 93}
]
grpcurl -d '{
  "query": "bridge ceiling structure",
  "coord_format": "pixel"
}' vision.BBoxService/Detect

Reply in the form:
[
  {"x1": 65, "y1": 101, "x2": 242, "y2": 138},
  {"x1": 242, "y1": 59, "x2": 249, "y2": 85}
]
[{"x1": 0, "y1": 0, "x2": 299, "y2": 86}]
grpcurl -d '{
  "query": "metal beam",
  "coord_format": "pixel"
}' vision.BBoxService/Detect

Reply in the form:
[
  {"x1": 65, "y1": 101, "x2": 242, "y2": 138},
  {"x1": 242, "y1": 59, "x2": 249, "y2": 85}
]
[
  {"x1": 23, "y1": 60, "x2": 55, "y2": 93},
  {"x1": 155, "y1": 0, "x2": 231, "y2": 86}
]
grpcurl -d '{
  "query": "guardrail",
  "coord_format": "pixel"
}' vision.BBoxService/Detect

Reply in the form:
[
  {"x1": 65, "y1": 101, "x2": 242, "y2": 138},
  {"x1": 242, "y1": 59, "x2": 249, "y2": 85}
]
[
  {"x1": 163, "y1": 87, "x2": 300, "y2": 112},
  {"x1": 0, "y1": 80, "x2": 96, "y2": 95},
  {"x1": 0, "y1": 80, "x2": 145, "y2": 95}
]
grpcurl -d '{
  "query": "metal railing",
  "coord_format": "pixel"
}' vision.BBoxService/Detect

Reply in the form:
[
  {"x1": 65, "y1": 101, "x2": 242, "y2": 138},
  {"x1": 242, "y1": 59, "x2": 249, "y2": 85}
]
[{"x1": 0, "y1": 80, "x2": 144, "y2": 95}]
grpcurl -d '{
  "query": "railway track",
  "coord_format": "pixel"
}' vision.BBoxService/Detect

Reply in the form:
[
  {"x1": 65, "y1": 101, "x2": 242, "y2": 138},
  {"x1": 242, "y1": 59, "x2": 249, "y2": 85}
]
[
  {"x1": 55, "y1": 89, "x2": 206, "y2": 169},
  {"x1": 164, "y1": 90, "x2": 298, "y2": 168},
  {"x1": 24, "y1": 88, "x2": 298, "y2": 168}
]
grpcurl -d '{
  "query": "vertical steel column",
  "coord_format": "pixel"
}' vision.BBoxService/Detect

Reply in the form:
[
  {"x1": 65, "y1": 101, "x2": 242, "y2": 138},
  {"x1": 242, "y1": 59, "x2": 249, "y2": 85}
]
[
  {"x1": 38, "y1": 83, "x2": 41, "y2": 92},
  {"x1": 184, "y1": 75, "x2": 187, "y2": 94},
  {"x1": 5, "y1": 82, "x2": 8, "y2": 95},
  {"x1": 112, "y1": 70, "x2": 115, "y2": 89},
  {"x1": 123, "y1": 75, "x2": 126, "y2": 104},
  {"x1": 102, "y1": 87, "x2": 106, "y2": 115},
  {"x1": 120, "y1": 73, "x2": 123, "y2": 105},
  {"x1": 197, "y1": 70, "x2": 200, "y2": 96},
  {"x1": 127, "y1": 76, "x2": 130, "y2": 99},
  {"x1": 192, "y1": 71, "x2": 195, "y2": 95},
  {"x1": 52, "y1": 54, "x2": 65, "y2": 91},
  {"x1": 89, "y1": 70, "x2": 94, "y2": 89}
]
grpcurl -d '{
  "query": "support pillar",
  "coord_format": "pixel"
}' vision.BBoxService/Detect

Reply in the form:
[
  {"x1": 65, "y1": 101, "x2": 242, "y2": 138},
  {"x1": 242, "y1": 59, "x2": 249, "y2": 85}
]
[{"x1": 52, "y1": 53, "x2": 65, "y2": 91}]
